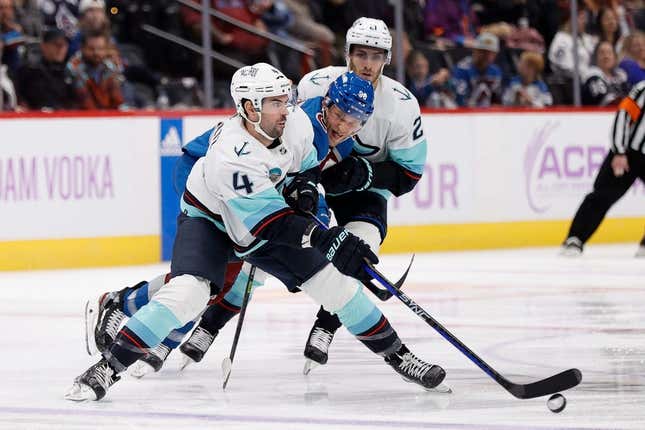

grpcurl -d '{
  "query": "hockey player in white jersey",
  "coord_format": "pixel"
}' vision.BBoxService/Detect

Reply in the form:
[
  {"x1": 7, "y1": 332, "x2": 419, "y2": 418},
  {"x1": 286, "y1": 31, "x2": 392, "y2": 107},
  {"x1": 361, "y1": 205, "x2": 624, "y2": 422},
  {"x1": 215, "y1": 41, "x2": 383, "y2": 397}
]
[
  {"x1": 65, "y1": 63, "x2": 445, "y2": 401},
  {"x1": 296, "y1": 17, "x2": 429, "y2": 373}
]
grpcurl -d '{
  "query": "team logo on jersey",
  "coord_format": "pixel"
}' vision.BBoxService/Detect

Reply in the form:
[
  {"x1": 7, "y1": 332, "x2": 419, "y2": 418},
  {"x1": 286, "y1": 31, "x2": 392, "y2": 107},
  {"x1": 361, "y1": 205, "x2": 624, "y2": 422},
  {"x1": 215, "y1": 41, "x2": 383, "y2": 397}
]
[
  {"x1": 279, "y1": 146, "x2": 288, "y2": 155},
  {"x1": 353, "y1": 135, "x2": 380, "y2": 156},
  {"x1": 393, "y1": 87, "x2": 412, "y2": 101},
  {"x1": 309, "y1": 71, "x2": 330, "y2": 86},
  {"x1": 235, "y1": 142, "x2": 251, "y2": 157},
  {"x1": 269, "y1": 167, "x2": 283, "y2": 183}
]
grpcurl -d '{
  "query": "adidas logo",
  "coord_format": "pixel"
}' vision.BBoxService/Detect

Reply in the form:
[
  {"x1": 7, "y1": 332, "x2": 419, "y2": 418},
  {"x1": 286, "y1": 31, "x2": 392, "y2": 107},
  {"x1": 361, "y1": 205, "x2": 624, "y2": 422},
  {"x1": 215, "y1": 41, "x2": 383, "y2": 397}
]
[{"x1": 161, "y1": 126, "x2": 183, "y2": 156}]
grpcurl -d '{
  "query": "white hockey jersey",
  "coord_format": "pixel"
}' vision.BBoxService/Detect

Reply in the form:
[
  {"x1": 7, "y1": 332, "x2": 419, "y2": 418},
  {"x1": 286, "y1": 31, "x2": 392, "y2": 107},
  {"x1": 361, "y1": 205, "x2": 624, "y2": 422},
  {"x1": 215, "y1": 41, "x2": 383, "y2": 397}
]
[
  {"x1": 183, "y1": 106, "x2": 317, "y2": 253},
  {"x1": 297, "y1": 66, "x2": 427, "y2": 198}
]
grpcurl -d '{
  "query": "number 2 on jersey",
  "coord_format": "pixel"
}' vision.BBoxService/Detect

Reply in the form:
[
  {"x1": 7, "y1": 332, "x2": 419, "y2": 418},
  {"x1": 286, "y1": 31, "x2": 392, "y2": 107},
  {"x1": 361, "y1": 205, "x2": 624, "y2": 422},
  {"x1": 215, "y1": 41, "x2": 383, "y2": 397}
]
[{"x1": 233, "y1": 172, "x2": 254, "y2": 194}]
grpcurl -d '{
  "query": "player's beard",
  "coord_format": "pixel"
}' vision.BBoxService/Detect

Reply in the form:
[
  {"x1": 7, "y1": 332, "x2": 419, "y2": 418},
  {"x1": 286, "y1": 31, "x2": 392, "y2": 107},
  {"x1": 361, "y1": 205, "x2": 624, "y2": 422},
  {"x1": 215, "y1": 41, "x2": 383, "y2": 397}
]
[{"x1": 264, "y1": 116, "x2": 287, "y2": 139}]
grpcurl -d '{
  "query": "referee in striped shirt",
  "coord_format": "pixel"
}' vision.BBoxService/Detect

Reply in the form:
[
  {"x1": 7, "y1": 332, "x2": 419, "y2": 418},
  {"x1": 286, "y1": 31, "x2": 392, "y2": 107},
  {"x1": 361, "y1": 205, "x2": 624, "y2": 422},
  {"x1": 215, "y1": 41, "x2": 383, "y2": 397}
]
[{"x1": 562, "y1": 80, "x2": 645, "y2": 256}]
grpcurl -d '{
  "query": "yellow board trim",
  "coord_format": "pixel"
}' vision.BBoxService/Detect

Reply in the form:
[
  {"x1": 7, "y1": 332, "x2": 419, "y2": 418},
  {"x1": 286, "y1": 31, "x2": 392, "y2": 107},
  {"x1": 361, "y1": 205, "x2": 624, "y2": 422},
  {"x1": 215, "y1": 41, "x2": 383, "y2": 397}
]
[
  {"x1": 0, "y1": 235, "x2": 160, "y2": 271},
  {"x1": 381, "y1": 217, "x2": 645, "y2": 253}
]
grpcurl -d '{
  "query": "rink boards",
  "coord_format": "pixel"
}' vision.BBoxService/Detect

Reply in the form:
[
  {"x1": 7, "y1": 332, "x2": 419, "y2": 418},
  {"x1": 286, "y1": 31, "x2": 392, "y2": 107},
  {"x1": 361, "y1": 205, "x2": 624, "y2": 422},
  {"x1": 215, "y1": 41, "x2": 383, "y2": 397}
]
[{"x1": 1, "y1": 108, "x2": 643, "y2": 270}]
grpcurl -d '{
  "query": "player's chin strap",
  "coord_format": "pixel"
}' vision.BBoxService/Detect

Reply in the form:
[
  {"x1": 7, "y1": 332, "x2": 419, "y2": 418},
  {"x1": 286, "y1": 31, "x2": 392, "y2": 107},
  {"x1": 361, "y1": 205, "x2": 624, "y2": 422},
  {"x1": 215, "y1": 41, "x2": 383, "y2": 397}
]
[{"x1": 240, "y1": 110, "x2": 276, "y2": 141}]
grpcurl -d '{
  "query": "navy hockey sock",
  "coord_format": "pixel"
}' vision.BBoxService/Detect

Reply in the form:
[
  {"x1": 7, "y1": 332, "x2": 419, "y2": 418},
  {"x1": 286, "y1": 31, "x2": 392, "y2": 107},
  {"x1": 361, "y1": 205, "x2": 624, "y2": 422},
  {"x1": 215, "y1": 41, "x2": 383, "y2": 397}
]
[
  {"x1": 103, "y1": 326, "x2": 149, "y2": 373},
  {"x1": 355, "y1": 315, "x2": 402, "y2": 357}
]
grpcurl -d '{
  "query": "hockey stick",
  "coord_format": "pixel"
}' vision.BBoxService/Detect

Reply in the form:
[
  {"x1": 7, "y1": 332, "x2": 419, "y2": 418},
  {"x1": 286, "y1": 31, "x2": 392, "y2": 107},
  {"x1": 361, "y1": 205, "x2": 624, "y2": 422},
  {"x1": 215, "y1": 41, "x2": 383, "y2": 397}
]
[
  {"x1": 221, "y1": 264, "x2": 256, "y2": 390},
  {"x1": 308, "y1": 215, "x2": 582, "y2": 399}
]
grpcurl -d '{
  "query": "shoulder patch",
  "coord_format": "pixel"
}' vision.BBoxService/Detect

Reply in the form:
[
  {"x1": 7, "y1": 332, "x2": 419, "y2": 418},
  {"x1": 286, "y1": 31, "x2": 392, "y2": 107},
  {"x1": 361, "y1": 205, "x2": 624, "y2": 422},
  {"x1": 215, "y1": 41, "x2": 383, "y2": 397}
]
[{"x1": 309, "y1": 71, "x2": 331, "y2": 86}]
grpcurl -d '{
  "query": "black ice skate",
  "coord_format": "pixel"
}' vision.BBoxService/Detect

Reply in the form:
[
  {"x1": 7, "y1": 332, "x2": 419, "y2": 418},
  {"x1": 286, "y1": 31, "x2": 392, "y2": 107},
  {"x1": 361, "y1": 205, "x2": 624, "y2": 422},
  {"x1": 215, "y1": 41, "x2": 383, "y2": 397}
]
[
  {"x1": 85, "y1": 289, "x2": 128, "y2": 356},
  {"x1": 385, "y1": 344, "x2": 448, "y2": 392},
  {"x1": 129, "y1": 343, "x2": 172, "y2": 378},
  {"x1": 179, "y1": 326, "x2": 218, "y2": 370},
  {"x1": 64, "y1": 358, "x2": 121, "y2": 402},
  {"x1": 303, "y1": 325, "x2": 336, "y2": 375},
  {"x1": 560, "y1": 237, "x2": 583, "y2": 257}
]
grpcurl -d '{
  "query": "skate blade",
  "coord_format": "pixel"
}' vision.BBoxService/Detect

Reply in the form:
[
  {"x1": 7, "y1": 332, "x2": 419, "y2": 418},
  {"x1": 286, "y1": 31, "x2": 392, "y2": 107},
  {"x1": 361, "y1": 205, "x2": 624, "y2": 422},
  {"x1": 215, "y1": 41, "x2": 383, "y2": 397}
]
[
  {"x1": 179, "y1": 353, "x2": 196, "y2": 371},
  {"x1": 426, "y1": 383, "x2": 452, "y2": 394},
  {"x1": 84, "y1": 298, "x2": 99, "y2": 356},
  {"x1": 303, "y1": 359, "x2": 320, "y2": 375},
  {"x1": 64, "y1": 382, "x2": 97, "y2": 402},
  {"x1": 129, "y1": 360, "x2": 155, "y2": 379},
  {"x1": 559, "y1": 248, "x2": 582, "y2": 257}
]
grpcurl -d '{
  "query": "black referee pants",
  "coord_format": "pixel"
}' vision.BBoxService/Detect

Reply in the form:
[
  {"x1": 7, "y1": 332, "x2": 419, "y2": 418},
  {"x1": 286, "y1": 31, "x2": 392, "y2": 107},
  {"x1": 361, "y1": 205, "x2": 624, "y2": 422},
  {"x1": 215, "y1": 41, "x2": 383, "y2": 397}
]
[{"x1": 566, "y1": 149, "x2": 645, "y2": 244}]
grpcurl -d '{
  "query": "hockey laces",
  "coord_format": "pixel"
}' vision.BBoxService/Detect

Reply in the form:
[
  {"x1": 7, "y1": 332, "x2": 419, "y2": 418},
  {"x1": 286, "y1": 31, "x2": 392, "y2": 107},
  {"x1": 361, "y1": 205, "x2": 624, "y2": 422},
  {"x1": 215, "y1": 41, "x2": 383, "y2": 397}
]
[
  {"x1": 399, "y1": 352, "x2": 433, "y2": 380},
  {"x1": 88, "y1": 362, "x2": 116, "y2": 390},
  {"x1": 102, "y1": 308, "x2": 126, "y2": 339},
  {"x1": 309, "y1": 328, "x2": 333, "y2": 353},
  {"x1": 149, "y1": 343, "x2": 171, "y2": 360},
  {"x1": 189, "y1": 327, "x2": 215, "y2": 352}
]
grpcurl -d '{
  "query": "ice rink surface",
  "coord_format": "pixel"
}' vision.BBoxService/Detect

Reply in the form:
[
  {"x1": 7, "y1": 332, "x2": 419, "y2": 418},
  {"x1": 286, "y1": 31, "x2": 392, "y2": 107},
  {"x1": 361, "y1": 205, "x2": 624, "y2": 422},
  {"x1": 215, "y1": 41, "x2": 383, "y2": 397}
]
[{"x1": 0, "y1": 244, "x2": 643, "y2": 430}]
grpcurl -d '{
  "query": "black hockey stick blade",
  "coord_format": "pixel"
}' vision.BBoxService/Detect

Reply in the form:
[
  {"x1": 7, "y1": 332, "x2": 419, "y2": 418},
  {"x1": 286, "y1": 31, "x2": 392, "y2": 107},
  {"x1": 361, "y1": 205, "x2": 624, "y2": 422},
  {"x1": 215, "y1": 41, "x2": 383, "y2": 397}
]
[
  {"x1": 505, "y1": 368, "x2": 582, "y2": 399},
  {"x1": 394, "y1": 254, "x2": 415, "y2": 289}
]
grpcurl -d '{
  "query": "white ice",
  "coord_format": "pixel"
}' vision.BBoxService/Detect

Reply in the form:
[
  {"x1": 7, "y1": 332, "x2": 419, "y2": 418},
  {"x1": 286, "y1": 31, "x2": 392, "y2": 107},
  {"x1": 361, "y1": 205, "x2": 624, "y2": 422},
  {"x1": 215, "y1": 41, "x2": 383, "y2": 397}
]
[{"x1": 0, "y1": 244, "x2": 643, "y2": 430}]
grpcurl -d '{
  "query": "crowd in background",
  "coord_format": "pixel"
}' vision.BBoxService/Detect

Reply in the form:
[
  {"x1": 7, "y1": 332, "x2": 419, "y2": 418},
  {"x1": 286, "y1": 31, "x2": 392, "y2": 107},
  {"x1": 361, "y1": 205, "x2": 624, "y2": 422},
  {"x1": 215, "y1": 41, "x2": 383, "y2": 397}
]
[{"x1": 1, "y1": 0, "x2": 644, "y2": 111}]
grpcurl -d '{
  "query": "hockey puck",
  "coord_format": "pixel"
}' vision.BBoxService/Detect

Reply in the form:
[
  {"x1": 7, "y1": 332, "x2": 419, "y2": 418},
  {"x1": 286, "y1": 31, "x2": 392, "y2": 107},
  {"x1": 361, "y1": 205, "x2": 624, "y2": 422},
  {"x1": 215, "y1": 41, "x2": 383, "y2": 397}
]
[{"x1": 547, "y1": 393, "x2": 566, "y2": 413}]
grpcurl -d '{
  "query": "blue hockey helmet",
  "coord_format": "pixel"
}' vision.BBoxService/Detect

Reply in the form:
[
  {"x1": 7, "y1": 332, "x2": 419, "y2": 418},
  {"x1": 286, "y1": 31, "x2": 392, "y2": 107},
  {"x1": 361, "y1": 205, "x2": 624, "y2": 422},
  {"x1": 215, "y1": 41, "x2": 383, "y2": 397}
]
[{"x1": 325, "y1": 72, "x2": 374, "y2": 124}]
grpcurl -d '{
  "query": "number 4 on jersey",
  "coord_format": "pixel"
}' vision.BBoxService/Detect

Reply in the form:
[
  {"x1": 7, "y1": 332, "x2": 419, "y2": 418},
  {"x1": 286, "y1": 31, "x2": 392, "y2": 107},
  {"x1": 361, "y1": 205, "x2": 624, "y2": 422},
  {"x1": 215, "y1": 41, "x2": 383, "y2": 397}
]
[{"x1": 233, "y1": 172, "x2": 254, "y2": 194}]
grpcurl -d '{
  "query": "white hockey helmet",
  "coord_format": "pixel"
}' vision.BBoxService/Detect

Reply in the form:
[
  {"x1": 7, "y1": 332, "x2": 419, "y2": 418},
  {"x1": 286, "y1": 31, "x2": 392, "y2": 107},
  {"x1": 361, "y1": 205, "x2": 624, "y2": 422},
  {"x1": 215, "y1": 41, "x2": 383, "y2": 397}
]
[
  {"x1": 345, "y1": 17, "x2": 392, "y2": 64},
  {"x1": 230, "y1": 63, "x2": 292, "y2": 117}
]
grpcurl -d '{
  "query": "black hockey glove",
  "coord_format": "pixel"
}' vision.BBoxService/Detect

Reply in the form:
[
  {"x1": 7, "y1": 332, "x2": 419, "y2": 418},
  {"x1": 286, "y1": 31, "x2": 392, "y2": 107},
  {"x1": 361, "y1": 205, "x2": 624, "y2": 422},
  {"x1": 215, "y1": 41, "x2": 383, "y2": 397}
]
[
  {"x1": 321, "y1": 156, "x2": 373, "y2": 196},
  {"x1": 309, "y1": 225, "x2": 378, "y2": 282},
  {"x1": 283, "y1": 176, "x2": 319, "y2": 214}
]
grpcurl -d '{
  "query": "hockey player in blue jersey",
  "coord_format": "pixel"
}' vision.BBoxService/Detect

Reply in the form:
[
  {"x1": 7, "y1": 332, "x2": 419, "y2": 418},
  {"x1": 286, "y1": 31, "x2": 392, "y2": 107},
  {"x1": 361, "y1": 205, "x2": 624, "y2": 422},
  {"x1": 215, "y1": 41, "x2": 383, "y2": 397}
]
[{"x1": 65, "y1": 63, "x2": 445, "y2": 402}]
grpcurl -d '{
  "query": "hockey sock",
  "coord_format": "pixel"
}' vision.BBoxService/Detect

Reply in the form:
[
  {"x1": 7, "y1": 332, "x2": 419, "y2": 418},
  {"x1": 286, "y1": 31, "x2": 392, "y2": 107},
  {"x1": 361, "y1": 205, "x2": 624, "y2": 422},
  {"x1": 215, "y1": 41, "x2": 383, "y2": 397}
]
[
  {"x1": 334, "y1": 288, "x2": 401, "y2": 357},
  {"x1": 104, "y1": 326, "x2": 149, "y2": 372},
  {"x1": 122, "y1": 275, "x2": 170, "y2": 317},
  {"x1": 199, "y1": 300, "x2": 239, "y2": 333},
  {"x1": 161, "y1": 320, "x2": 195, "y2": 349},
  {"x1": 315, "y1": 306, "x2": 343, "y2": 332}
]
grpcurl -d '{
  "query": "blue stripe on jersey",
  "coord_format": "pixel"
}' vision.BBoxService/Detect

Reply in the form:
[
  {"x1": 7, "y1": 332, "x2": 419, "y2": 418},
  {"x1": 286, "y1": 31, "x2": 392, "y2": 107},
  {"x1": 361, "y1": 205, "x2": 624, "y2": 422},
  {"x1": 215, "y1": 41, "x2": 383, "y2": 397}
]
[
  {"x1": 125, "y1": 300, "x2": 182, "y2": 347},
  {"x1": 123, "y1": 283, "x2": 150, "y2": 317},
  {"x1": 161, "y1": 321, "x2": 194, "y2": 348},
  {"x1": 180, "y1": 199, "x2": 227, "y2": 232},
  {"x1": 388, "y1": 139, "x2": 427, "y2": 174},
  {"x1": 227, "y1": 188, "x2": 290, "y2": 232},
  {"x1": 301, "y1": 146, "x2": 320, "y2": 171},
  {"x1": 223, "y1": 270, "x2": 263, "y2": 307},
  {"x1": 335, "y1": 289, "x2": 383, "y2": 335}
]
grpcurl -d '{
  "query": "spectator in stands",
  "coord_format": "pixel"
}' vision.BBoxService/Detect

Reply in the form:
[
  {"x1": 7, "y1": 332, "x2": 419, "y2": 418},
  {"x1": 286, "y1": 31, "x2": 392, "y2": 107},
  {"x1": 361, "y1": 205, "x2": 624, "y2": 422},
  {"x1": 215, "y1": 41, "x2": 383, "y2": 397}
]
[
  {"x1": 181, "y1": 0, "x2": 270, "y2": 69},
  {"x1": 0, "y1": 56, "x2": 16, "y2": 110},
  {"x1": 597, "y1": 7, "x2": 627, "y2": 53},
  {"x1": 450, "y1": 32, "x2": 503, "y2": 107},
  {"x1": 619, "y1": 31, "x2": 645, "y2": 86},
  {"x1": 405, "y1": 50, "x2": 455, "y2": 108},
  {"x1": 283, "y1": 0, "x2": 335, "y2": 67},
  {"x1": 1, "y1": 0, "x2": 25, "y2": 77},
  {"x1": 548, "y1": 7, "x2": 598, "y2": 81},
  {"x1": 15, "y1": 0, "x2": 42, "y2": 37},
  {"x1": 66, "y1": 31, "x2": 125, "y2": 110},
  {"x1": 39, "y1": 0, "x2": 80, "y2": 38},
  {"x1": 584, "y1": 0, "x2": 632, "y2": 36},
  {"x1": 68, "y1": 0, "x2": 110, "y2": 57},
  {"x1": 16, "y1": 28, "x2": 75, "y2": 110},
  {"x1": 582, "y1": 40, "x2": 629, "y2": 105},
  {"x1": 423, "y1": 0, "x2": 477, "y2": 48},
  {"x1": 503, "y1": 50, "x2": 553, "y2": 107}
]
